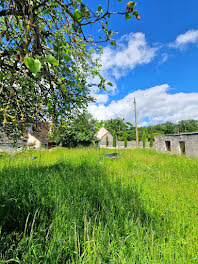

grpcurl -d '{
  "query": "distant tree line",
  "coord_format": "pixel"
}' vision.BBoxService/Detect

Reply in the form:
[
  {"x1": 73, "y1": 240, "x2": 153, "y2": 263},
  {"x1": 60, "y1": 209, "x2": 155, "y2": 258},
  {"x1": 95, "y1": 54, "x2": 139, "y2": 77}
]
[
  {"x1": 50, "y1": 114, "x2": 198, "y2": 147},
  {"x1": 101, "y1": 118, "x2": 198, "y2": 142}
]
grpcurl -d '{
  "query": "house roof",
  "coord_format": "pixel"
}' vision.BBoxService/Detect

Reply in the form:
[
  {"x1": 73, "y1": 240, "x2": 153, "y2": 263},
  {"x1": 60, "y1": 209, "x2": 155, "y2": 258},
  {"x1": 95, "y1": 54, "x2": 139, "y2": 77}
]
[
  {"x1": 29, "y1": 131, "x2": 48, "y2": 142},
  {"x1": 95, "y1": 127, "x2": 110, "y2": 140}
]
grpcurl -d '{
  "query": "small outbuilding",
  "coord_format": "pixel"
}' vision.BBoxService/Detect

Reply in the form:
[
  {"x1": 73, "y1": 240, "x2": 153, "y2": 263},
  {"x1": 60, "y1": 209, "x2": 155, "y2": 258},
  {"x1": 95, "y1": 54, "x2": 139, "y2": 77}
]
[
  {"x1": 154, "y1": 132, "x2": 198, "y2": 158},
  {"x1": 95, "y1": 127, "x2": 113, "y2": 146}
]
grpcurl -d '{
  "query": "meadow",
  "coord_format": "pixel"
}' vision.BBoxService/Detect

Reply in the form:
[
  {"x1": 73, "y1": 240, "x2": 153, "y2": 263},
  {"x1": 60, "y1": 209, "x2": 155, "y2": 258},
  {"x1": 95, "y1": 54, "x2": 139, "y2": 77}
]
[{"x1": 0, "y1": 148, "x2": 197, "y2": 263}]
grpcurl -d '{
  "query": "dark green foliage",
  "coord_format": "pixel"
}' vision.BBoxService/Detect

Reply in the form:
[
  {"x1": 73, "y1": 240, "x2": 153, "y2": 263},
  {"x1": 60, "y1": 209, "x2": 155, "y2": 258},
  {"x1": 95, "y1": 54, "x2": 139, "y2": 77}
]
[
  {"x1": 124, "y1": 131, "x2": 127, "y2": 147},
  {"x1": 106, "y1": 136, "x2": 109, "y2": 147},
  {"x1": 113, "y1": 132, "x2": 116, "y2": 147},
  {"x1": 124, "y1": 137, "x2": 127, "y2": 148},
  {"x1": 178, "y1": 120, "x2": 198, "y2": 133},
  {"x1": 150, "y1": 128, "x2": 154, "y2": 148},
  {"x1": 104, "y1": 118, "x2": 127, "y2": 135},
  {"x1": 142, "y1": 129, "x2": 146, "y2": 148},
  {"x1": 49, "y1": 112, "x2": 97, "y2": 147}
]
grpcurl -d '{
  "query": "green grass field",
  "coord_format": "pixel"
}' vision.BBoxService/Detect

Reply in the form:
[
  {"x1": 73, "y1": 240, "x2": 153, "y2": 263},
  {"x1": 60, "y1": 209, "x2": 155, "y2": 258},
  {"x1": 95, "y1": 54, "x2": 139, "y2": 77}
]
[{"x1": 0, "y1": 148, "x2": 197, "y2": 263}]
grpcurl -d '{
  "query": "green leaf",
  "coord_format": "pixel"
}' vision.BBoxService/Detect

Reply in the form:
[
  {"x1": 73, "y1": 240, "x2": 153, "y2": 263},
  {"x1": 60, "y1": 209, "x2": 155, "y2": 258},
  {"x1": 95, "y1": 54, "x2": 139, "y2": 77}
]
[
  {"x1": 133, "y1": 11, "x2": 140, "y2": 20},
  {"x1": 107, "y1": 82, "x2": 113, "y2": 86},
  {"x1": 35, "y1": 73, "x2": 40, "y2": 79},
  {"x1": 98, "y1": 4, "x2": 102, "y2": 12},
  {"x1": 128, "y1": 2, "x2": 136, "y2": 9},
  {"x1": 110, "y1": 40, "x2": 117, "y2": 46},
  {"x1": 44, "y1": 55, "x2": 59, "y2": 66},
  {"x1": 73, "y1": 9, "x2": 82, "y2": 22},
  {"x1": 24, "y1": 57, "x2": 41, "y2": 74},
  {"x1": 65, "y1": 54, "x2": 71, "y2": 62},
  {"x1": 125, "y1": 13, "x2": 131, "y2": 20}
]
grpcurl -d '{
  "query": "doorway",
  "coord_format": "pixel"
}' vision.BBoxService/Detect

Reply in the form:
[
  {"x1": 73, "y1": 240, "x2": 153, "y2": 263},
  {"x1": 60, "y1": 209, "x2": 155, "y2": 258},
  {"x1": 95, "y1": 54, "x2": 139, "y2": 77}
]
[
  {"x1": 179, "y1": 141, "x2": 186, "y2": 155},
  {"x1": 165, "y1": 141, "x2": 171, "y2": 152}
]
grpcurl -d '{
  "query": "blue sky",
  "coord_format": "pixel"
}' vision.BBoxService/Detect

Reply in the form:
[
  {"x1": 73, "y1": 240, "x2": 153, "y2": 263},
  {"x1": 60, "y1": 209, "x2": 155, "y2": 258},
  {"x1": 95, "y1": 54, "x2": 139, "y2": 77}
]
[{"x1": 86, "y1": 0, "x2": 198, "y2": 126}]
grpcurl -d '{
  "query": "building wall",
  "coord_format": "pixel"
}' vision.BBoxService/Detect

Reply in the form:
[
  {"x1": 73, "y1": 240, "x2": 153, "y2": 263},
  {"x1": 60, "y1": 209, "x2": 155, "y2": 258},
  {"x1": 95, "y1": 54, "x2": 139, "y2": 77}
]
[
  {"x1": 99, "y1": 132, "x2": 113, "y2": 146},
  {"x1": 99, "y1": 140, "x2": 150, "y2": 148},
  {"x1": 154, "y1": 134, "x2": 198, "y2": 158},
  {"x1": 0, "y1": 145, "x2": 17, "y2": 152},
  {"x1": 27, "y1": 133, "x2": 41, "y2": 149},
  {"x1": 0, "y1": 143, "x2": 26, "y2": 152}
]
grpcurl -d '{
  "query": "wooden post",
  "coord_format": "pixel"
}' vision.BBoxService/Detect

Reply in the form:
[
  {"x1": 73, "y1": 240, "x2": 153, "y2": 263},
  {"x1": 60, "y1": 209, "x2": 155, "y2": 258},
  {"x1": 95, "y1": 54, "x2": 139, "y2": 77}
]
[{"x1": 134, "y1": 98, "x2": 139, "y2": 148}]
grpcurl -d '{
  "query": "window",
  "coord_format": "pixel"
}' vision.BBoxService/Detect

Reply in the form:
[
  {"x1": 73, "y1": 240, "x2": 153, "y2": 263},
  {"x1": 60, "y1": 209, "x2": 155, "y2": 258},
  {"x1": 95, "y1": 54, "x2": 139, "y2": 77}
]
[
  {"x1": 165, "y1": 141, "x2": 171, "y2": 151},
  {"x1": 179, "y1": 141, "x2": 186, "y2": 155}
]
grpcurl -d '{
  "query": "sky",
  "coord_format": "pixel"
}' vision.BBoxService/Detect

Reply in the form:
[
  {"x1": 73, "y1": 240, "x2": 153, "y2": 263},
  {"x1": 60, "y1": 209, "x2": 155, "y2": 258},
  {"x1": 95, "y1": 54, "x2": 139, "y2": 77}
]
[{"x1": 84, "y1": 0, "x2": 198, "y2": 126}]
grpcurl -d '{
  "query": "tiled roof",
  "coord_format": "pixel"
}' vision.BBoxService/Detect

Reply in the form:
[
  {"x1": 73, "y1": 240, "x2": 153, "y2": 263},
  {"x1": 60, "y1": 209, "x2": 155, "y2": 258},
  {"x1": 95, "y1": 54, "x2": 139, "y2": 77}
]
[{"x1": 29, "y1": 131, "x2": 48, "y2": 142}]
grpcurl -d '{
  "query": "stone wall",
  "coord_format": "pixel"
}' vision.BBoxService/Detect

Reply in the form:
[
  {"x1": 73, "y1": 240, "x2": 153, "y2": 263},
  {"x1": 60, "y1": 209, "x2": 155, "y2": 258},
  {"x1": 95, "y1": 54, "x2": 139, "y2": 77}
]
[
  {"x1": 99, "y1": 140, "x2": 150, "y2": 149},
  {"x1": 154, "y1": 133, "x2": 198, "y2": 158}
]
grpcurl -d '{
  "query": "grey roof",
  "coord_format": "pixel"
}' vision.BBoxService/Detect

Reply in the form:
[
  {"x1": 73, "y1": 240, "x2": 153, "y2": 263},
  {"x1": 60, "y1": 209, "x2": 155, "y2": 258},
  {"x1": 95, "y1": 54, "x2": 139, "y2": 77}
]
[{"x1": 155, "y1": 132, "x2": 198, "y2": 137}]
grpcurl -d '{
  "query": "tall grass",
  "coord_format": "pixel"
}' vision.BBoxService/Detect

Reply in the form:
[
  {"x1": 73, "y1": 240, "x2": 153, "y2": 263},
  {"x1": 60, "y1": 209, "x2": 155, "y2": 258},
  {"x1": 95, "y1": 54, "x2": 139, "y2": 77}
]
[{"x1": 0, "y1": 148, "x2": 197, "y2": 263}]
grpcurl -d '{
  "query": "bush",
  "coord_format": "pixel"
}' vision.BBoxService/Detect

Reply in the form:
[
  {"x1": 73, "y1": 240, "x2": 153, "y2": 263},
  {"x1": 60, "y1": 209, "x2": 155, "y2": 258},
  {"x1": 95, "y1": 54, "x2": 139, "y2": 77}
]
[
  {"x1": 106, "y1": 136, "x2": 109, "y2": 147},
  {"x1": 150, "y1": 128, "x2": 154, "y2": 148},
  {"x1": 124, "y1": 137, "x2": 127, "y2": 148},
  {"x1": 143, "y1": 129, "x2": 146, "y2": 148},
  {"x1": 113, "y1": 132, "x2": 116, "y2": 148}
]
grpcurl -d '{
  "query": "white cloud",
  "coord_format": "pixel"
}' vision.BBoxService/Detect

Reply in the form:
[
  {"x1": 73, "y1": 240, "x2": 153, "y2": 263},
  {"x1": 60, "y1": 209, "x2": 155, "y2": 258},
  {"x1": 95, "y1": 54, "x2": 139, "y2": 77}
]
[
  {"x1": 99, "y1": 32, "x2": 158, "y2": 80},
  {"x1": 159, "y1": 53, "x2": 168, "y2": 64},
  {"x1": 170, "y1": 29, "x2": 198, "y2": 48},
  {"x1": 88, "y1": 84, "x2": 198, "y2": 125},
  {"x1": 92, "y1": 93, "x2": 109, "y2": 104},
  {"x1": 89, "y1": 32, "x2": 158, "y2": 102}
]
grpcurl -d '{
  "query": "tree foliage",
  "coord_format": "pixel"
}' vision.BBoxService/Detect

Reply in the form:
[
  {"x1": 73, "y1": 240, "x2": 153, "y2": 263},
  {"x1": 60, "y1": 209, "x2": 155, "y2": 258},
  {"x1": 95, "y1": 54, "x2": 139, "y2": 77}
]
[
  {"x1": 0, "y1": 0, "x2": 140, "y2": 139},
  {"x1": 142, "y1": 128, "x2": 146, "y2": 148},
  {"x1": 106, "y1": 136, "x2": 109, "y2": 147},
  {"x1": 104, "y1": 118, "x2": 127, "y2": 135},
  {"x1": 149, "y1": 128, "x2": 154, "y2": 147},
  {"x1": 49, "y1": 112, "x2": 97, "y2": 147},
  {"x1": 113, "y1": 132, "x2": 116, "y2": 148}
]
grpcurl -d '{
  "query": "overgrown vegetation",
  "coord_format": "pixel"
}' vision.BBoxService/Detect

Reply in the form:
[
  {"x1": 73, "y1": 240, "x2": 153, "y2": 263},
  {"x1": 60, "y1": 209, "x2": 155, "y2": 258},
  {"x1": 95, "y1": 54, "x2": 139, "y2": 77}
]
[{"x1": 0, "y1": 148, "x2": 197, "y2": 263}]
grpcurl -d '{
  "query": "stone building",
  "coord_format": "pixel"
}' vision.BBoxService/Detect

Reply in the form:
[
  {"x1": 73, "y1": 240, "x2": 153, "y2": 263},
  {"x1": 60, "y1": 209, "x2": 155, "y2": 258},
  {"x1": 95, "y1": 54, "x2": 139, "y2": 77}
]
[
  {"x1": 95, "y1": 127, "x2": 113, "y2": 146},
  {"x1": 154, "y1": 132, "x2": 198, "y2": 158}
]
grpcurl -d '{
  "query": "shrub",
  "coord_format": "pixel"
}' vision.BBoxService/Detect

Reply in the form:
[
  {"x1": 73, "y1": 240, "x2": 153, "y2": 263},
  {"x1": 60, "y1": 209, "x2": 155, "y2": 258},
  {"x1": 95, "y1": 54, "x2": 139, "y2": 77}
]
[
  {"x1": 150, "y1": 128, "x2": 154, "y2": 147},
  {"x1": 113, "y1": 132, "x2": 116, "y2": 148},
  {"x1": 143, "y1": 129, "x2": 146, "y2": 148},
  {"x1": 106, "y1": 136, "x2": 109, "y2": 147}
]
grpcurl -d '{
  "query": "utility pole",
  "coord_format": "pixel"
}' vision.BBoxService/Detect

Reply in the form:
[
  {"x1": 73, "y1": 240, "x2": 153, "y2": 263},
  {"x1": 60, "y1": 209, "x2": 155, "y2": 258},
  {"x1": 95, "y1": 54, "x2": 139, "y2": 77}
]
[{"x1": 134, "y1": 98, "x2": 139, "y2": 148}]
